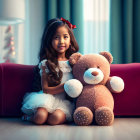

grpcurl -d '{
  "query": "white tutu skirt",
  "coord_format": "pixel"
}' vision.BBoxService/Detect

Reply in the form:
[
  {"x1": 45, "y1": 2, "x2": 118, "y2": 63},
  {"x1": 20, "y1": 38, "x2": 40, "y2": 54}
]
[{"x1": 21, "y1": 91, "x2": 74, "y2": 122}]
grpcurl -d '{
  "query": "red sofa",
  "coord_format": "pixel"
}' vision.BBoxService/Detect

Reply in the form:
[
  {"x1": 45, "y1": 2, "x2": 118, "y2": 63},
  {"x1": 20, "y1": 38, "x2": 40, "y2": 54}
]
[{"x1": 0, "y1": 63, "x2": 140, "y2": 117}]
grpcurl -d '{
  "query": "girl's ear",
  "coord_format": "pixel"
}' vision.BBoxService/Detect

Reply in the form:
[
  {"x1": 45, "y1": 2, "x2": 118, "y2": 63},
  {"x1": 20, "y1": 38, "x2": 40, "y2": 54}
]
[
  {"x1": 99, "y1": 51, "x2": 113, "y2": 64},
  {"x1": 69, "y1": 53, "x2": 82, "y2": 66}
]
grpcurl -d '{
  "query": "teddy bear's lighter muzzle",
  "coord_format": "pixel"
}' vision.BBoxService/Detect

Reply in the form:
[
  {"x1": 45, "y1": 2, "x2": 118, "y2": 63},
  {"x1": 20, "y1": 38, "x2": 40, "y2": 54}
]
[{"x1": 83, "y1": 68, "x2": 104, "y2": 84}]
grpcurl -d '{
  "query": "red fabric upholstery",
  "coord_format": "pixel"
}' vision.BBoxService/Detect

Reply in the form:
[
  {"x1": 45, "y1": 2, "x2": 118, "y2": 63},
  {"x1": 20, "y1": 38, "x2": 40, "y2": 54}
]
[
  {"x1": 111, "y1": 63, "x2": 140, "y2": 116},
  {"x1": 0, "y1": 63, "x2": 34, "y2": 117},
  {"x1": 0, "y1": 63, "x2": 140, "y2": 117}
]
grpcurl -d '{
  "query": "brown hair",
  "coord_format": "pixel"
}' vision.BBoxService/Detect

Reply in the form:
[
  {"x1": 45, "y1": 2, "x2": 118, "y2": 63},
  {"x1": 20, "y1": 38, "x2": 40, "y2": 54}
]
[{"x1": 38, "y1": 18, "x2": 79, "y2": 86}]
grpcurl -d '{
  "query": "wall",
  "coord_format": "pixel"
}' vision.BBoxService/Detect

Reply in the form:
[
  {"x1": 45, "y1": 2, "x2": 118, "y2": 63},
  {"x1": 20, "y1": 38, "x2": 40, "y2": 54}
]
[{"x1": 24, "y1": 0, "x2": 46, "y2": 65}]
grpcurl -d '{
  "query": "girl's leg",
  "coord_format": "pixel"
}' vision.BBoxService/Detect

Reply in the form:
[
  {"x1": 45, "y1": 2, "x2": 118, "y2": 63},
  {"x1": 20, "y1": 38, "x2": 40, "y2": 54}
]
[
  {"x1": 33, "y1": 107, "x2": 48, "y2": 125},
  {"x1": 22, "y1": 107, "x2": 48, "y2": 125},
  {"x1": 47, "y1": 109, "x2": 66, "y2": 125}
]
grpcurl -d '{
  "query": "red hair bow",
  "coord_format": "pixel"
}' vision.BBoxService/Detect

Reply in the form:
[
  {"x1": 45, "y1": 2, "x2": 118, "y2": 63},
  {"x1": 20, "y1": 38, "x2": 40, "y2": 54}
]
[{"x1": 60, "y1": 17, "x2": 76, "y2": 29}]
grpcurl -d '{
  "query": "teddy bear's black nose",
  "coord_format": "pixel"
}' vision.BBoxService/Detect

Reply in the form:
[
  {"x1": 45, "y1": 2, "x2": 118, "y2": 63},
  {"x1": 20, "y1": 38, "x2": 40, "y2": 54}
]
[{"x1": 92, "y1": 71, "x2": 98, "y2": 76}]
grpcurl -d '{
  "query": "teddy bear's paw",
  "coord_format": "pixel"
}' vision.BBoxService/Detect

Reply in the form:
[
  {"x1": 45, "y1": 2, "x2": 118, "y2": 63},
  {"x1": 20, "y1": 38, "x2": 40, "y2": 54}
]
[
  {"x1": 95, "y1": 107, "x2": 114, "y2": 126},
  {"x1": 109, "y1": 76, "x2": 124, "y2": 93},
  {"x1": 64, "y1": 79, "x2": 83, "y2": 98},
  {"x1": 73, "y1": 107, "x2": 93, "y2": 126}
]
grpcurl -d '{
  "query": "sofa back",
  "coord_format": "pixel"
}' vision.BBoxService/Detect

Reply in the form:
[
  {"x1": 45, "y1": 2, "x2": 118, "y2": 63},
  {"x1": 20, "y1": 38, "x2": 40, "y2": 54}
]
[{"x1": 0, "y1": 63, "x2": 140, "y2": 117}]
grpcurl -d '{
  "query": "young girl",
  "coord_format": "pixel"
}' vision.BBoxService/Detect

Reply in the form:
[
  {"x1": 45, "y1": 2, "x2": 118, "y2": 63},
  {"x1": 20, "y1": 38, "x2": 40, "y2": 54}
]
[{"x1": 21, "y1": 18, "x2": 79, "y2": 125}]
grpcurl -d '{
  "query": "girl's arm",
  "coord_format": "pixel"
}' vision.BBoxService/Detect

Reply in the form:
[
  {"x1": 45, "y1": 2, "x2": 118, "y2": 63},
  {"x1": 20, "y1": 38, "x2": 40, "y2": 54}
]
[{"x1": 41, "y1": 66, "x2": 64, "y2": 95}]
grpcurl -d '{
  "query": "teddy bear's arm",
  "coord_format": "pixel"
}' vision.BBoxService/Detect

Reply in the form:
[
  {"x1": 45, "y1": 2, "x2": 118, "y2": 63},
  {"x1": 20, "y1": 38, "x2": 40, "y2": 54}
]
[
  {"x1": 64, "y1": 79, "x2": 83, "y2": 98},
  {"x1": 106, "y1": 76, "x2": 124, "y2": 93}
]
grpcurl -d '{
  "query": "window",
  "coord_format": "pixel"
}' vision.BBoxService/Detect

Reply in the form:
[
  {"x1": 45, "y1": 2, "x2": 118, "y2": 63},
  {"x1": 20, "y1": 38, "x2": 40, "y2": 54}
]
[
  {"x1": 83, "y1": 0, "x2": 110, "y2": 54},
  {"x1": 0, "y1": 0, "x2": 46, "y2": 65}
]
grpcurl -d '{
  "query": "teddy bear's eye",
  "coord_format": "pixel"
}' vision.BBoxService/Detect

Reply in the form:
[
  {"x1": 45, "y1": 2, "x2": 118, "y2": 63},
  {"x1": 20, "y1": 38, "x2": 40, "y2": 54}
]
[{"x1": 97, "y1": 66, "x2": 100, "y2": 69}]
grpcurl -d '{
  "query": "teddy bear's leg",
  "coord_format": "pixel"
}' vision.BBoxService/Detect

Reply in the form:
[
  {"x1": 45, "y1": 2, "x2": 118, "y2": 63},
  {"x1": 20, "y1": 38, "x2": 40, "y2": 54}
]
[
  {"x1": 95, "y1": 106, "x2": 114, "y2": 126},
  {"x1": 73, "y1": 107, "x2": 93, "y2": 126}
]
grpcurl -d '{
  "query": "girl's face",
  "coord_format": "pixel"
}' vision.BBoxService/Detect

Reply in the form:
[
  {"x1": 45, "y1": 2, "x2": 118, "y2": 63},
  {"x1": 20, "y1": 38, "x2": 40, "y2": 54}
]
[{"x1": 52, "y1": 26, "x2": 71, "y2": 55}]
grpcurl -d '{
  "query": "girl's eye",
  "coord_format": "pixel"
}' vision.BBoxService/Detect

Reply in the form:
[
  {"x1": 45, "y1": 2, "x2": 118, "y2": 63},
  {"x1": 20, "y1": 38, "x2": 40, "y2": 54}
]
[
  {"x1": 64, "y1": 36, "x2": 68, "y2": 38},
  {"x1": 54, "y1": 36, "x2": 59, "y2": 39}
]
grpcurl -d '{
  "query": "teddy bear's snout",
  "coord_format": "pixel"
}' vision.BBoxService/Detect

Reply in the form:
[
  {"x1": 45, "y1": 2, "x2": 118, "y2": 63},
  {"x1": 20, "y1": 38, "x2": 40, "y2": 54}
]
[
  {"x1": 83, "y1": 68, "x2": 104, "y2": 84},
  {"x1": 92, "y1": 71, "x2": 99, "y2": 76}
]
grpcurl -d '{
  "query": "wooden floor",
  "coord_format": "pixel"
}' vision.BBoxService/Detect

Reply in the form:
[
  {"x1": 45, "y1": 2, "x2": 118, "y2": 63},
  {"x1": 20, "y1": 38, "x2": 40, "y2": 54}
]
[{"x1": 0, "y1": 118, "x2": 140, "y2": 140}]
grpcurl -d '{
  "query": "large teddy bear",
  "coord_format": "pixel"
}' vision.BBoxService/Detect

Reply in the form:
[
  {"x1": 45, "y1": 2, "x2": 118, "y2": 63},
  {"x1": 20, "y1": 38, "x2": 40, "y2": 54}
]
[{"x1": 64, "y1": 52, "x2": 124, "y2": 126}]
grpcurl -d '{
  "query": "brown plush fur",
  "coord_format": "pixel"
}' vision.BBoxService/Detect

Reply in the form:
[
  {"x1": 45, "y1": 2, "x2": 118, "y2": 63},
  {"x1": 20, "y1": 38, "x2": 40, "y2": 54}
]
[
  {"x1": 69, "y1": 52, "x2": 116, "y2": 126},
  {"x1": 70, "y1": 54, "x2": 111, "y2": 86}
]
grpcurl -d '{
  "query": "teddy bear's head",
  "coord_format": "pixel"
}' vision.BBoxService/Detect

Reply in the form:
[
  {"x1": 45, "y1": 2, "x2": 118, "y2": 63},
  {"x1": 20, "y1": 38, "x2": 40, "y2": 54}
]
[{"x1": 69, "y1": 52, "x2": 113, "y2": 86}]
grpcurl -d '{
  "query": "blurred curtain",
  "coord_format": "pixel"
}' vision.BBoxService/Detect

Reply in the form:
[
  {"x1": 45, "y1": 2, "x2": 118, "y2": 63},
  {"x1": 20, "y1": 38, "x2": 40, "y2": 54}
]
[
  {"x1": 83, "y1": 0, "x2": 110, "y2": 55},
  {"x1": 45, "y1": 0, "x2": 84, "y2": 54},
  {"x1": 110, "y1": 0, "x2": 140, "y2": 64}
]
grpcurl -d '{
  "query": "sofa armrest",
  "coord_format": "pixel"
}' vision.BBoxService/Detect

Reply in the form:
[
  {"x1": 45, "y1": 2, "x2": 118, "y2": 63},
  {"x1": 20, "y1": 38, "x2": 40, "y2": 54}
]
[
  {"x1": 111, "y1": 63, "x2": 140, "y2": 116},
  {"x1": 0, "y1": 63, "x2": 34, "y2": 117}
]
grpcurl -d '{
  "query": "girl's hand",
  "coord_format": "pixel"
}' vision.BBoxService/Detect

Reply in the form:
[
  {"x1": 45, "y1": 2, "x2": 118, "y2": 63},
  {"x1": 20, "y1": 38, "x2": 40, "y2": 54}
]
[{"x1": 42, "y1": 83, "x2": 65, "y2": 95}]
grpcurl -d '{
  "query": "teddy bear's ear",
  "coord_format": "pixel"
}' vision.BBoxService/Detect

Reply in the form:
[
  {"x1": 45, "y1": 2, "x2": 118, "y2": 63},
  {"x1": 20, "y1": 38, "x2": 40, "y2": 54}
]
[
  {"x1": 99, "y1": 51, "x2": 113, "y2": 64},
  {"x1": 69, "y1": 53, "x2": 82, "y2": 66}
]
